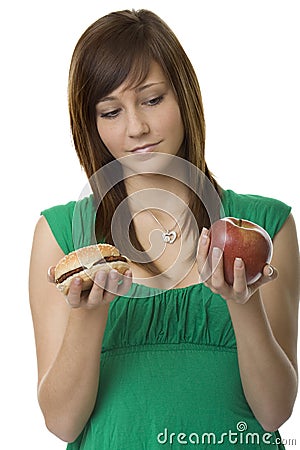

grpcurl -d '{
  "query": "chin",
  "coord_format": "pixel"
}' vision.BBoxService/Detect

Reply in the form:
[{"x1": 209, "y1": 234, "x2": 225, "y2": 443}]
[{"x1": 120, "y1": 152, "x2": 181, "y2": 178}]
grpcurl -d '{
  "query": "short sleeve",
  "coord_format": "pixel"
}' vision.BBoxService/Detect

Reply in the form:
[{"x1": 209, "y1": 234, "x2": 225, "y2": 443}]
[
  {"x1": 222, "y1": 189, "x2": 292, "y2": 239},
  {"x1": 41, "y1": 195, "x2": 96, "y2": 254}
]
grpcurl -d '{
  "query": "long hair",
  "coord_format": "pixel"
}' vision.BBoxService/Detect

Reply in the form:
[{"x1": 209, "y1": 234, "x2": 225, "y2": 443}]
[{"x1": 68, "y1": 9, "x2": 222, "y2": 272}]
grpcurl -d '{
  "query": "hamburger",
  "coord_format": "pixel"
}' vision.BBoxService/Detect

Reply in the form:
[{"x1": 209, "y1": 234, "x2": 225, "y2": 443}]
[{"x1": 54, "y1": 243, "x2": 130, "y2": 295}]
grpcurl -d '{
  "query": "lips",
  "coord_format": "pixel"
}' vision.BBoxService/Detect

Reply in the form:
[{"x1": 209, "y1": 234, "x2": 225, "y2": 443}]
[{"x1": 129, "y1": 141, "x2": 161, "y2": 153}]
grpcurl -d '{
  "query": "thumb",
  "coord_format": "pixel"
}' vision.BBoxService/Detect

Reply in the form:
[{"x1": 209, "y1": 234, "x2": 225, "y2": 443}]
[
  {"x1": 262, "y1": 264, "x2": 278, "y2": 281},
  {"x1": 47, "y1": 266, "x2": 56, "y2": 283},
  {"x1": 250, "y1": 264, "x2": 278, "y2": 291}
]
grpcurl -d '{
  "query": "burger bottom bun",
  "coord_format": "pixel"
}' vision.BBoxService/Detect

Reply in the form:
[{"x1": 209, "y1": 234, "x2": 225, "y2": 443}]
[{"x1": 56, "y1": 260, "x2": 130, "y2": 296}]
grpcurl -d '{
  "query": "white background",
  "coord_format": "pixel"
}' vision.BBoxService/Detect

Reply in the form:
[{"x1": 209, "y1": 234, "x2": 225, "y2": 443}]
[{"x1": 0, "y1": 0, "x2": 299, "y2": 448}]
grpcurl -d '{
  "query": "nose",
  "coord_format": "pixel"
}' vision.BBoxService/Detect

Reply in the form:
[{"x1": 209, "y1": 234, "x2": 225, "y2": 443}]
[{"x1": 126, "y1": 110, "x2": 150, "y2": 138}]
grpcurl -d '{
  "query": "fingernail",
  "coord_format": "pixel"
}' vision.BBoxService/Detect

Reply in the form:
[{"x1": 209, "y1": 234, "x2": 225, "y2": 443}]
[
  {"x1": 96, "y1": 270, "x2": 106, "y2": 282},
  {"x1": 110, "y1": 270, "x2": 119, "y2": 280},
  {"x1": 201, "y1": 227, "x2": 209, "y2": 245},
  {"x1": 235, "y1": 257, "x2": 243, "y2": 268},
  {"x1": 74, "y1": 277, "x2": 82, "y2": 285},
  {"x1": 47, "y1": 267, "x2": 52, "y2": 278},
  {"x1": 267, "y1": 265, "x2": 274, "y2": 277},
  {"x1": 212, "y1": 247, "x2": 222, "y2": 257}
]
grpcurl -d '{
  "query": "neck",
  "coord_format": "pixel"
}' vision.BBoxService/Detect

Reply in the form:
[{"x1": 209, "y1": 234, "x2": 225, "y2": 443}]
[{"x1": 125, "y1": 173, "x2": 190, "y2": 215}]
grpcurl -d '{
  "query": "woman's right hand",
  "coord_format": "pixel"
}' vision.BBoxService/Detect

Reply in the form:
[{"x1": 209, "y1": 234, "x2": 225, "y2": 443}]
[{"x1": 47, "y1": 266, "x2": 133, "y2": 309}]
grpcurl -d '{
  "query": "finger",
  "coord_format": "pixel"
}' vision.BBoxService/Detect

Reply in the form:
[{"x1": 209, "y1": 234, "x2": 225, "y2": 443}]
[
  {"x1": 197, "y1": 227, "x2": 210, "y2": 281},
  {"x1": 102, "y1": 269, "x2": 122, "y2": 303},
  {"x1": 66, "y1": 277, "x2": 83, "y2": 308},
  {"x1": 117, "y1": 269, "x2": 133, "y2": 296},
  {"x1": 232, "y1": 258, "x2": 248, "y2": 296},
  {"x1": 88, "y1": 270, "x2": 108, "y2": 306},
  {"x1": 210, "y1": 247, "x2": 225, "y2": 289},
  {"x1": 47, "y1": 266, "x2": 56, "y2": 283}
]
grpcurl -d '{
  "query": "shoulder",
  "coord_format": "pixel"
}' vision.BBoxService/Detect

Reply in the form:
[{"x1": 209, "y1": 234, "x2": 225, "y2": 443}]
[
  {"x1": 40, "y1": 200, "x2": 77, "y2": 254},
  {"x1": 41, "y1": 195, "x2": 95, "y2": 254},
  {"x1": 41, "y1": 200, "x2": 77, "y2": 228},
  {"x1": 221, "y1": 189, "x2": 292, "y2": 239}
]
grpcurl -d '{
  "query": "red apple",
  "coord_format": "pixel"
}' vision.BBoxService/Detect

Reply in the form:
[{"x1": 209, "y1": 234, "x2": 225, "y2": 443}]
[{"x1": 208, "y1": 217, "x2": 273, "y2": 285}]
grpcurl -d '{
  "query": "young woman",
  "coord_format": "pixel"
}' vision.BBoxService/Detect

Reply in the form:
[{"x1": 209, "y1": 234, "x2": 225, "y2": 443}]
[{"x1": 29, "y1": 9, "x2": 299, "y2": 449}]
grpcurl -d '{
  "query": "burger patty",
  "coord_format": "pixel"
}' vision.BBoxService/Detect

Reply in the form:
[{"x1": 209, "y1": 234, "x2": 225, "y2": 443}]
[{"x1": 55, "y1": 255, "x2": 128, "y2": 284}]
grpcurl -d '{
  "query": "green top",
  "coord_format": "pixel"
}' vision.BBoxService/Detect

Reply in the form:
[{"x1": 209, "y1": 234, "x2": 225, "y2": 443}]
[{"x1": 42, "y1": 189, "x2": 291, "y2": 449}]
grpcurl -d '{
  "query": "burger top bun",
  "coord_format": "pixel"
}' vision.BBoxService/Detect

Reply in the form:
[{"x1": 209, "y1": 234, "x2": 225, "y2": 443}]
[
  {"x1": 54, "y1": 243, "x2": 130, "y2": 296},
  {"x1": 55, "y1": 243, "x2": 123, "y2": 279}
]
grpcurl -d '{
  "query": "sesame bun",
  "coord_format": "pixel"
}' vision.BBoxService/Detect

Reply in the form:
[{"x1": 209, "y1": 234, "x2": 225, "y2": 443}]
[{"x1": 54, "y1": 243, "x2": 130, "y2": 296}]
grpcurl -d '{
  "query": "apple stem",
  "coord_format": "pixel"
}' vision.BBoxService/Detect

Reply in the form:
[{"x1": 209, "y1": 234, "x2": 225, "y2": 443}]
[{"x1": 238, "y1": 219, "x2": 242, "y2": 227}]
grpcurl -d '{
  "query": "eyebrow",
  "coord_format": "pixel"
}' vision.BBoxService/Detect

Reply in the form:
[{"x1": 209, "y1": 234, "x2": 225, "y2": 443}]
[
  {"x1": 98, "y1": 82, "x2": 166, "y2": 103},
  {"x1": 136, "y1": 81, "x2": 165, "y2": 92}
]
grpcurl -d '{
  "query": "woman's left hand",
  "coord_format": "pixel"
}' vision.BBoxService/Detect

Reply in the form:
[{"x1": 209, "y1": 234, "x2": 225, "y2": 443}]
[{"x1": 197, "y1": 227, "x2": 278, "y2": 304}]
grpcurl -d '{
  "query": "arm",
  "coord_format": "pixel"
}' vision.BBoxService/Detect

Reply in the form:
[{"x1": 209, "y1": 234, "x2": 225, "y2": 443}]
[
  {"x1": 197, "y1": 214, "x2": 299, "y2": 432},
  {"x1": 29, "y1": 216, "x2": 132, "y2": 442}
]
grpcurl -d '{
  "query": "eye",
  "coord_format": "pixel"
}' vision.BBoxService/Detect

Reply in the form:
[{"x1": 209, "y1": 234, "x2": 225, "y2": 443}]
[
  {"x1": 145, "y1": 95, "x2": 164, "y2": 106},
  {"x1": 99, "y1": 108, "x2": 121, "y2": 119}
]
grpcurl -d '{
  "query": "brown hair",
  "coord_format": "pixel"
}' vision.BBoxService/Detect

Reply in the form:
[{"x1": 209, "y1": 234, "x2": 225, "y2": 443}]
[{"x1": 68, "y1": 9, "x2": 222, "y2": 271}]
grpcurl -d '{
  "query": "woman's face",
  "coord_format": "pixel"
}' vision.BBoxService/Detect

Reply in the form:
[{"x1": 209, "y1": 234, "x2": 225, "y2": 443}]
[{"x1": 95, "y1": 61, "x2": 185, "y2": 163}]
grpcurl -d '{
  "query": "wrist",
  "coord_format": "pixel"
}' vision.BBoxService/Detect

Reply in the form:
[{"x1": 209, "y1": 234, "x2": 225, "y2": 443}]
[
  {"x1": 69, "y1": 301, "x2": 110, "y2": 328},
  {"x1": 226, "y1": 289, "x2": 275, "y2": 341},
  {"x1": 226, "y1": 288, "x2": 261, "y2": 310}
]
